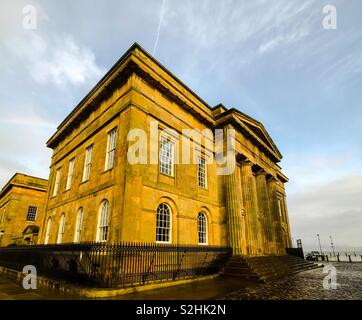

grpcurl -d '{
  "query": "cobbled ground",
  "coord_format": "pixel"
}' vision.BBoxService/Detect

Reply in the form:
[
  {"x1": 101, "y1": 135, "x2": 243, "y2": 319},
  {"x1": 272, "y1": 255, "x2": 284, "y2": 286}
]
[{"x1": 219, "y1": 262, "x2": 362, "y2": 300}]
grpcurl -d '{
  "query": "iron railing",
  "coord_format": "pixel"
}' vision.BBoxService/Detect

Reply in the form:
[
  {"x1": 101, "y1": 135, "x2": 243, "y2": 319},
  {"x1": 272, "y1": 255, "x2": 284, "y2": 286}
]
[{"x1": 0, "y1": 242, "x2": 232, "y2": 288}]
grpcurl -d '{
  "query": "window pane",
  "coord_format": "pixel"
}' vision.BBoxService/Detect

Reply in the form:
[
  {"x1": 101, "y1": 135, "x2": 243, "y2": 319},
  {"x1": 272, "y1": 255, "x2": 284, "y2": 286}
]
[
  {"x1": 97, "y1": 200, "x2": 109, "y2": 242},
  {"x1": 83, "y1": 145, "x2": 93, "y2": 182},
  {"x1": 57, "y1": 214, "x2": 66, "y2": 244},
  {"x1": 197, "y1": 157, "x2": 207, "y2": 188},
  {"x1": 26, "y1": 206, "x2": 37, "y2": 221},
  {"x1": 66, "y1": 158, "x2": 75, "y2": 190},
  {"x1": 53, "y1": 169, "x2": 61, "y2": 197},
  {"x1": 159, "y1": 139, "x2": 174, "y2": 176},
  {"x1": 156, "y1": 203, "x2": 171, "y2": 243},
  {"x1": 105, "y1": 129, "x2": 117, "y2": 170},
  {"x1": 198, "y1": 212, "x2": 207, "y2": 244}
]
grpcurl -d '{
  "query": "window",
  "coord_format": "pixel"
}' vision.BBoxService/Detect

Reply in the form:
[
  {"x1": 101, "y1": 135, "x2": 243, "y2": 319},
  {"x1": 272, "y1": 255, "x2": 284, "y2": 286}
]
[
  {"x1": 82, "y1": 145, "x2": 93, "y2": 182},
  {"x1": 26, "y1": 206, "x2": 37, "y2": 221},
  {"x1": 57, "y1": 213, "x2": 66, "y2": 244},
  {"x1": 159, "y1": 138, "x2": 174, "y2": 176},
  {"x1": 52, "y1": 168, "x2": 61, "y2": 197},
  {"x1": 65, "y1": 158, "x2": 75, "y2": 190},
  {"x1": 105, "y1": 128, "x2": 117, "y2": 170},
  {"x1": 74, "y1": 207, "x2": 84, "y2": 243},
  {"x1": 156, "y1": 203, "x2": 171, "y2": 243},
  {"x1": 277, "y1": 198, "x2": 283, "y2": 220},
  {"x1": 97, "y1": 200, "x2": 110, "y2": 242},
  {"x1": 44, "y1": 217, "x2": 52, "y2": 245},
  {"x1": 197, "y1": 156, "x2": 207, "y2": 188},
  {"x1": 198, "y1": 212, "x2": 208, "y2": 245}
]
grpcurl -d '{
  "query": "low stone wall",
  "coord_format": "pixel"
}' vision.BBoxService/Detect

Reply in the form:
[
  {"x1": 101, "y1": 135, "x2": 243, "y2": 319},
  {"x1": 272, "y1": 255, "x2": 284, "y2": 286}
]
[{"x1": 0, "y1": 265, "x2": 218, "y2": 298}]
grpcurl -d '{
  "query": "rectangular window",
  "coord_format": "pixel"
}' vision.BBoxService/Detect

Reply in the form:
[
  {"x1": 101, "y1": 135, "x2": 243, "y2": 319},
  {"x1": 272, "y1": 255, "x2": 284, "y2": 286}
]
[
  {"x1": 277, "y1": 198, "x2": 283, "y2": 220},
  {"x1": 82, "y1": 145, "x2": 93, "y2": 182},
  {"x1": 65, "y1": 158, "x2": 75, "y2": 190},
  {"x1": 197, "y1": 156, "x2": 207, "y2": 188},
  {"x1": 26, "y1": 206, "x2": 37, "y2": 221},
  {"x1": 105, "y1": 128, "x2": 117, "y2": 171},
  {"x1": 52, "y1": 168, "x2": 61, "y2": 197},
  {"x1": 159, "y1": 138, "x2": 174, "y2": 176}
]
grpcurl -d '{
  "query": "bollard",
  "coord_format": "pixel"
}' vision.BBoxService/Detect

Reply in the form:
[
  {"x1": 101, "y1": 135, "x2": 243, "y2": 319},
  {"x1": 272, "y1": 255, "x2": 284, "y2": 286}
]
[
  {"x1": 360, "y1": 255, "x2": 362, "y2": 262},
  {"x1": 337, "y1": 254, "x2": 340, "y2": 262},
  {"x1": 349, "y1": 255, "x2": 352, "y2": 263}
]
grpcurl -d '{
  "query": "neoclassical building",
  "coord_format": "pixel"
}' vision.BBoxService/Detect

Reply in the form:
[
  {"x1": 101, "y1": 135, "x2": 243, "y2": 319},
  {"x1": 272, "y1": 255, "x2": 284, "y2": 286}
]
[
  {"x1": 38, "y1": 43, "x2": 291, "y2": 256},
  {"x1": 0, "y1": 173, "x2": 47, "y2": 246}
]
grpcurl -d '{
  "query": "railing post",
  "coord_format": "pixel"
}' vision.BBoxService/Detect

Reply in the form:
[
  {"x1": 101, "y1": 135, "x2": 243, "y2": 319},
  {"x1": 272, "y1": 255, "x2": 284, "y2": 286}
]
[{"x1": 173, "y1": 249, "x2": 186, "y2": 280}]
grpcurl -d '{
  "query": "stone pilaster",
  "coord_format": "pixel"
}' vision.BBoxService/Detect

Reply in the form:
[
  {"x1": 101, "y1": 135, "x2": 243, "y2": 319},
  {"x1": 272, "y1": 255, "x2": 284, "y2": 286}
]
[
  {"x1": 267, "y1": 176, "x2": 284, "y2": 254},
  {"x1": 240, "y1": 160, "x2": 261, "y2": 255},
  {"x1": 255, "y1": 170, "x2": 274, "y2": 254}
]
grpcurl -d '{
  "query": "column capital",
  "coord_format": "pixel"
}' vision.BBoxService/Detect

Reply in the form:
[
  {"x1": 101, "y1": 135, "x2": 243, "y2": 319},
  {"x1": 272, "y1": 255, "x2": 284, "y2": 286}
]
[
  {"x1": 255, "y1": 168, "x2": 267, "y2": 176},
  {"x1": 266, "y1": 175, "x2": 278, "y2": 182},
  {"x1": 241, "y1": 158, "x2": 254, "y2": 167}
]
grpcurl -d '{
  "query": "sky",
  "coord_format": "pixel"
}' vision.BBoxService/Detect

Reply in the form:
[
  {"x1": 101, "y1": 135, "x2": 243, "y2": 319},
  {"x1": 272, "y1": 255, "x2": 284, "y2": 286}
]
[{"x1": 0, "y1": 0, "x2": 361, "y2": 251}]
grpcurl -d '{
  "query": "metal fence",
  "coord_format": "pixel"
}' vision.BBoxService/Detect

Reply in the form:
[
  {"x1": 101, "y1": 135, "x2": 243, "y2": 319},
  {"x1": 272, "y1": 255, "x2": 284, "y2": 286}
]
[
  {"x1": 0, "y1": 242, "x2": 232, "y2": 288},
  {"x1": 314, "y1": 253, "x2": 362, "y2": 263}
]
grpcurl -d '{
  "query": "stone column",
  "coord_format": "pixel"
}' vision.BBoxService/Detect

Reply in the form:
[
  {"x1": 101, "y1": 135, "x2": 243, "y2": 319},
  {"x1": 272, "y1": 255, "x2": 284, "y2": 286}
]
[
  {"x1": 224, "y1": 159, "x2": 244, "y2": 256},
  {"x1": 240, "y1": 160, "x2": 261, "y2": 255},
  {"x1": 255, "y1": 170, "x2": 274, "y2": 254},
  {"x1": 267, "y1": 176, "x2": 284, "y2": 254},
  {"x1": 281, "y1": 195, "x2": 292, "y2": 248}
]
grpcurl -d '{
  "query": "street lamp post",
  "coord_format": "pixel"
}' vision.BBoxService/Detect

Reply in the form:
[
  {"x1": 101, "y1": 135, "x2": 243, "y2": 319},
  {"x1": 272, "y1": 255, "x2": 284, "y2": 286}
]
[{"x1": 317, "y1": 234, "x2": 323, "y2": 255}]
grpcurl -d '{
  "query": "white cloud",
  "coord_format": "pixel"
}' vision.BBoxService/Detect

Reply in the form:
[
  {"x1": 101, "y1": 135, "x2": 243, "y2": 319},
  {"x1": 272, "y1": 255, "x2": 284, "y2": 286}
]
[{"x1": 6, "y1": 32, "x2": 104, "y2": 87}]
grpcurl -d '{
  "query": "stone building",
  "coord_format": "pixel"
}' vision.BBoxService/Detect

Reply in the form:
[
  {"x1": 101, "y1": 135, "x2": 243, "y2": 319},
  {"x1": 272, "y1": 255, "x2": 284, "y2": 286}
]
[
  {"x1": 0, "y1": 173, "x2": 47, "y2": 246},
  {"x1": 38, "y1": 43, "x2": 291, "y2": 255}
]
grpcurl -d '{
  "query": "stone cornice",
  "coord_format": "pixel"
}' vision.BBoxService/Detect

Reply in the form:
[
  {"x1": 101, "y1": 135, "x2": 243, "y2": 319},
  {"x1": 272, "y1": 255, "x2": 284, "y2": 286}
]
[
  {"x1": 47, "y1": 43, "x2": 215, "y2": 149},
  {"x1": 0, "y1": 173, "x2": 47, "y2": 196}
]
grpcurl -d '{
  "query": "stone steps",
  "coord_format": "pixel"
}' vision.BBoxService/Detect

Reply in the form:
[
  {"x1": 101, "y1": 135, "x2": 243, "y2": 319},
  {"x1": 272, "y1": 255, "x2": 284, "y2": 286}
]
[{"x1": 222, "y1": 255, "x2": 320, "y2": 282}]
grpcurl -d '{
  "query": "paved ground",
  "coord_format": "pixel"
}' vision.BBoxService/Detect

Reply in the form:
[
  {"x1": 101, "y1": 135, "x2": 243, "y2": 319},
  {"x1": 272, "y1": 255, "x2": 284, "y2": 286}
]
[
  {"x1": 219, "y1": 262, "x2": 362, "y2": 300},
  {"x1": 1, "y1": 262, "x2": 361, "y2": 300},
  {"x1": 112, "y1": 277, "x2": 257, "y2": 300},
  {"x1": 0, "y1": 277, "x2": 73, "y2": 300}
]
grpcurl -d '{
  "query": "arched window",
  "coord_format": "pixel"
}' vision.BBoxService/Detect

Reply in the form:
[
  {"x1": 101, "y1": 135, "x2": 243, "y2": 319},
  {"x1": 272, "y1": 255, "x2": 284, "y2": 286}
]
[
  {"x1": 97, "y1": 200, "x2": 110, "y2": 242},
  {"x1": 44, "y1": 217, "x2": 52, "y2": 244},
  {"x1": 156, "y1": 203, "x2": 171, "y2": 243},
  {"x1": 57, "y1": 213, "x2": 66, "y2": 244},
  {"x1": 74, "y1": 207, "x2": 84, "y2": 243},
  {"x1": 198, "y1": 212, "x2": 208, "y2": 245}
]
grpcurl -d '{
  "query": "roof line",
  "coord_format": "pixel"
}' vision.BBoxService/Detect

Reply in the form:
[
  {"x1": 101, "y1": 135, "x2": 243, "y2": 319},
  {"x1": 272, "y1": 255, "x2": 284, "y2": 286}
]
[{"x1": 54, "y1": 42, "x2": 213, "y2": 134}]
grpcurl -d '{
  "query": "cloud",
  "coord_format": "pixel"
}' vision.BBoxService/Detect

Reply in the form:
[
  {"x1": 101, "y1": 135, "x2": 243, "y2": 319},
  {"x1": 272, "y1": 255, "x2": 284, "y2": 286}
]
[
  {"x1": 258, "y1": 30, "x2": 309, "y2": 54},
  {"x1": 288, "y1": 173, "x2": 362, "y2": 248},
  {"x1": 6, "y1": 32, "x2": 104, "y2": 87}
]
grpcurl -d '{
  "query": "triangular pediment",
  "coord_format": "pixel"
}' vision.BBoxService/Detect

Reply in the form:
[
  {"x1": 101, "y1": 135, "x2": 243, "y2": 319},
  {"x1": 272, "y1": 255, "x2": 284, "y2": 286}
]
[{"x1": 233, "y1": 110, "x2": 282, "y2": 160}]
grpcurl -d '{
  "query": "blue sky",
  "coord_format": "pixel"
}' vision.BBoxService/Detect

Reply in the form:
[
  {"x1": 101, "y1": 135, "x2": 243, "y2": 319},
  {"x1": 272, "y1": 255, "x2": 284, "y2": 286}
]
[{"x1": 0, "y1": 0, "x2": 361, "y2": 250}]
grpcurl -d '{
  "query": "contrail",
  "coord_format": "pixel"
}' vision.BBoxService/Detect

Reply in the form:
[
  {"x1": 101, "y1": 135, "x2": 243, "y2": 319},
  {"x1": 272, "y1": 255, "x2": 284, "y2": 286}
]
[{"x1": 153, "y1": 0, "x2": 166, "y2": 56}]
